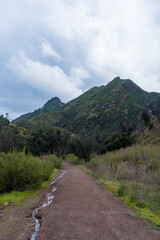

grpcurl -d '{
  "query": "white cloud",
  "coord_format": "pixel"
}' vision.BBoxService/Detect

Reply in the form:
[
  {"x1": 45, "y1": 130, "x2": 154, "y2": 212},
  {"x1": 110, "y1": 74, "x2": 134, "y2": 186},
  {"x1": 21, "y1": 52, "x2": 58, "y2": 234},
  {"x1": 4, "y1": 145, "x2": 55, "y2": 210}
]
[
  {"x1": 7, "y1": 51, "x2": 90, "y2": 101},
  {"x1": 40, "y1": 39, "x2": 61, "y2": 61},
  {"x1": 31, "y1": 0, "x2": 160, "y2": 92},
  {"x1": 70, "y1": 66, "x2": 90, "y2": 87},
  {"x1": 1, "y1": 0, "x2": 160, "y2": 116}
]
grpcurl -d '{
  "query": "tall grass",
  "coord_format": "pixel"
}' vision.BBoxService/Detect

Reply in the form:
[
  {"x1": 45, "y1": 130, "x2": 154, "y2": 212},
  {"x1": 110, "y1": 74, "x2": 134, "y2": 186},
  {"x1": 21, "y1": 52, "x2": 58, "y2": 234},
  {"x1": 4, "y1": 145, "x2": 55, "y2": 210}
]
[
  {"x1": 0, "y1": 151, "x2": 55, "y2": 193},
  {"x1": 88, "y1": 144, "x2": 160, "y2": 214}
]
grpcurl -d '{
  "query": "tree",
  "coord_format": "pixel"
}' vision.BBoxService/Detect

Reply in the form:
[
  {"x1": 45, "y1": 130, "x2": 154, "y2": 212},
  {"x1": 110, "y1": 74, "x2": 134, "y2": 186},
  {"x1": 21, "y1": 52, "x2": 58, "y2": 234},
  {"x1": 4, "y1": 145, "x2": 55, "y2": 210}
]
[
  {"x1": 141, "y1": 109, "x2": 153, "y2": 130},
  {"x1": 141, "y1": 110, "x2": 150, "y2": 127},
  {"x1": 0, "y1": 128, "x2": 15, "y2": 153},
  {"x1": 68, "y1": 134, "x2": 94, "y2": 161},
  {"x1": 47, "y1": 128, "x2": 71, "y2": 157},
  {"x1": 155, "y1": 103, "x2": 160, "y2": 120},
  {"x1": 104, "y1": 130, "x2": 133, "y2": 152},
  {"x1": 27, "y1": 130, "x2": 49, "y2": 156},
  {"x1": 0, "y1": 125, "x2": 25, "y2": 153},
  {"x1": 27, "y1": 127, "x2": 71, "y2": 157},
  {"x1": 0, "y1": 115, "x2": 9, "y2": 129}
]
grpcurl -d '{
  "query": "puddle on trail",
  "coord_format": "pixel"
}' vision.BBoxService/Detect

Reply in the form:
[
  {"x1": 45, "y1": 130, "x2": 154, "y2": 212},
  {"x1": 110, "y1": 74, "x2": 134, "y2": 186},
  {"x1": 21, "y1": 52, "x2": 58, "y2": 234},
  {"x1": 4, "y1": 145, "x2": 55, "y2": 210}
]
[{"x1": 30, "y1": 170, "x2": 67, "y2": 240}]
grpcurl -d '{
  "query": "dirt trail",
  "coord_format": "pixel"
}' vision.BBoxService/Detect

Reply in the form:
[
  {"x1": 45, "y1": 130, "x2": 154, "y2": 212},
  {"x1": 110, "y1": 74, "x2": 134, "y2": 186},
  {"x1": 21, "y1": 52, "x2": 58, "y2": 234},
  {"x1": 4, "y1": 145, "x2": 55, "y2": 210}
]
[{"x1": 36, "y1": 165, "x2": 160, "y2": 240}]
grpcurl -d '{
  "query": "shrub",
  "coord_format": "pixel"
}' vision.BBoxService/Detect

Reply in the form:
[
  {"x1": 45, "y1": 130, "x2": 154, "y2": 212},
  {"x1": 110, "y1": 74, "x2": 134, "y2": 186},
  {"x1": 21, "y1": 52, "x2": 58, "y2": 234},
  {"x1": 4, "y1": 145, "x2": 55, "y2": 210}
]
[
  {"x1": 141, "y1": 110, "x2": 150, "y2": 127},
  {"x1": 118, "y1": 184, "x2": 126, "y2": 197},
  {"x1": 68, "y1": 134, "x2": 94, "y2": 162},
  {"x1": 64, "y1": 154, "x2": 79, "y2": 163},
  {"x1": 48, "y1": 155, "x2": 62, "y2": 169},
  {"x1": 88, "y1": 144, "x2": 160, "y2": 213},
  {"x1": 129, "y1": 192, "x2": 137, "y2": 203},
  {"x1": 91, "y1": 172, "x2": 99, "y2": 179},
  {"x1": 0, "y1": 150, "x2": 54, "y2": 193},
  {"x1": 136, "y1": 201, "x2": 146, "y2": 208}
]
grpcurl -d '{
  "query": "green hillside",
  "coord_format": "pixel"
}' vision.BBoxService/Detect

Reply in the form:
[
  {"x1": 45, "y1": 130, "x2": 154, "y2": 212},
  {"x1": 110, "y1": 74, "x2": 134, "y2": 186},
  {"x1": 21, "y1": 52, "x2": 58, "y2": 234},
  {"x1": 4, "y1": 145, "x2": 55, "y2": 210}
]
[
  {"x1": 13, "y1": 97, "x2": 64, "y2": 122},
  {"x1": 58, "y1": 77, "x2": 160, "y2": 134},
  {"x1": 14, "y1": 77, "x2": 160, "y2": 136}
]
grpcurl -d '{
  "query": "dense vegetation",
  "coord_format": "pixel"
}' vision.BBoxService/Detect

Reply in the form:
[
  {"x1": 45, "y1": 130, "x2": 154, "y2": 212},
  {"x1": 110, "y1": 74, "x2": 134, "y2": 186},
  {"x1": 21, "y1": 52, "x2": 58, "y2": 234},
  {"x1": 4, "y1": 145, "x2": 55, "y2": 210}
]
[
  {"x1": 0, "y1": 77, "x2": 160, "y2": 214},
  {"x1": 27, "y1": 127, "x2": 71, "y2": 156},
  {"x1": 0, "y1": 151, "x2": 61, "y2": 193},
  {"x1": 86, "y1": 144, "x2": 160, "y2": 215},
  {"x1": 0, "y1": 115, "x2": 9, "y2": 128},
  {"x1": 14, "y1": 77, "x2": 160, "y2": 137},
  {"x1": 14, "y1": 97, "x2": 64, "y2": 122},
  {"x1": 9, "y1": 77, "x2": 160, "y2": 161}
]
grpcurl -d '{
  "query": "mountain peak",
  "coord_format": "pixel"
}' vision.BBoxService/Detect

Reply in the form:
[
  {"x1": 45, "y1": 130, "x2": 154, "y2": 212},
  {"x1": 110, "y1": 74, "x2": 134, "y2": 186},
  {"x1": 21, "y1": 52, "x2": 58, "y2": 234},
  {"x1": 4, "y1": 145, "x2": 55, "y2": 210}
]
[
  {"x1": 43, "y1": 97, "x2": 64, "y2": 112},
  {"x1": 44, "y1": 97, "x2": 62, "y2": 107},
  {"x1": 13, "y1": 97, "x2": 64, "y2": 122}
]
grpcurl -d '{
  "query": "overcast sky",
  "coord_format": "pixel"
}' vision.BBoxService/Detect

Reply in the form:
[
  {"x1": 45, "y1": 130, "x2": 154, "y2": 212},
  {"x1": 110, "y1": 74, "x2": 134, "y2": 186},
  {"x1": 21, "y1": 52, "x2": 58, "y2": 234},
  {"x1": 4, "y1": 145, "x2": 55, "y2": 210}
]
[{"x1": 1, "y1": 0, "x2": 160, "y2": 120}]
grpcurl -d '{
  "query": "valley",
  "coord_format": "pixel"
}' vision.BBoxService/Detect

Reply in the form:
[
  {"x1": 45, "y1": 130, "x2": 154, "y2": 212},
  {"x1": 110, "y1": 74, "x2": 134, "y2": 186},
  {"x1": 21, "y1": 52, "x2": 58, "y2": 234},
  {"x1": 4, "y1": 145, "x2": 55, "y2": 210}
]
[{"x1": 0, "y1": 77, "x2": 160, "y2": 239}]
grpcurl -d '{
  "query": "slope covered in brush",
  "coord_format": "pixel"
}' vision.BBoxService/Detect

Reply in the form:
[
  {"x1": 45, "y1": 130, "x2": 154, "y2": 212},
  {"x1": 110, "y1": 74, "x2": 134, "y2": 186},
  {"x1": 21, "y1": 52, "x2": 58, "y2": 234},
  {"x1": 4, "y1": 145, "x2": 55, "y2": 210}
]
[
  {"x1": 15, "y1": 77, "x2": 160, "y2": 136},
  {"x1": 57, "y1": 77, "x2": 160, "y2": 134},
  {"x1": 13, "y1": 97, "x2": 64, "y2": 122}
]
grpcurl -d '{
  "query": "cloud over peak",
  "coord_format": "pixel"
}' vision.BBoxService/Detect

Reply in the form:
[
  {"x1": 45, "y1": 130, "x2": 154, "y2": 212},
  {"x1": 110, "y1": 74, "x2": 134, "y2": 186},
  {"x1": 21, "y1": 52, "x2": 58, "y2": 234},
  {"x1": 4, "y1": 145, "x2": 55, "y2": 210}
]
[
  {"x1": 1, "y1": 0, "x2": 160, "y2": 118},
  {"x1": 7, "y1": 51, "x2": 90, "y2": 102}
]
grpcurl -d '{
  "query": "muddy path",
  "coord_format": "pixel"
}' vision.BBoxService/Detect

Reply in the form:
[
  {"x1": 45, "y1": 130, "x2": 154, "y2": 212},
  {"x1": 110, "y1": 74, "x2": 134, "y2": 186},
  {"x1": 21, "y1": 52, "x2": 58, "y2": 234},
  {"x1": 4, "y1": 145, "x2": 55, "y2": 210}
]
[
  {"x1": 31, "y1": 170, "x2": 67, "y2": 240},
  {"x1": 35, "y1": 165, "x2": 160, "y2": 240}
]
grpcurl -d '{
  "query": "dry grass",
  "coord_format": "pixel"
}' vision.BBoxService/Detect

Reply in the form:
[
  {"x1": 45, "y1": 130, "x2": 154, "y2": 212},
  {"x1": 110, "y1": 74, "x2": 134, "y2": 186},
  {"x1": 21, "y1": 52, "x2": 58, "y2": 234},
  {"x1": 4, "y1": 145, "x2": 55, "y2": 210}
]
[{"x1": 87, "y1": 144, "x2": 160, "y2": 214}]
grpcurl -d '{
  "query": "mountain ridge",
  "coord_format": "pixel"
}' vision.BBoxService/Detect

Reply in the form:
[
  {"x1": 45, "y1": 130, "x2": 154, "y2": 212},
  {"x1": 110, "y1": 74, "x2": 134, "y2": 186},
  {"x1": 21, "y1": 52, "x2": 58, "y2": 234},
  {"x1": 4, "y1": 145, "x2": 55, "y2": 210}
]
[
  {"x1": 13, "y1": 97, "x2": 64, "y2": 122},
  {"x1": 14, "y1": 77, "x2": 160, "y2": 136}
]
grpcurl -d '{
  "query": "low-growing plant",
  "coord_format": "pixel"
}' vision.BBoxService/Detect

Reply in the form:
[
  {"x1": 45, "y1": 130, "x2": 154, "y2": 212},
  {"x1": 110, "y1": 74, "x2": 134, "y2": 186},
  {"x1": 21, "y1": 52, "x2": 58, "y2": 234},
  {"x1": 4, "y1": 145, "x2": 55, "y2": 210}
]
[
  {"x1": 91, "y1": 172, "x2": 99, "y2": 179},
  {"x1": 151, "y1": 223, "x2": 160, "y2": 231},
  {"x1": 136, "y1": 201, "x2": 147, "y2": 208},
  {"x1": 118, "y1": 184, "x2": 126, "y2": 197}
]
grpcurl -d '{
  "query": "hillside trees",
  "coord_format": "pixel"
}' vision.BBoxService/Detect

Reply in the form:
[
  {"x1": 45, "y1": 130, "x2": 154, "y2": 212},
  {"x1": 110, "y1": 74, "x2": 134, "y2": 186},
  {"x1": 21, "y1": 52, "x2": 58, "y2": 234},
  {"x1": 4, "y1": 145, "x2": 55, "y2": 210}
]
[
  {"x1": 155, "y1": 103, "x2": 160, "y2": 120},
  {"x1": 27, "y1": 127, "x2": 71, "y2": 157},
  {"x1": 0, "y1": 128, "x2": 15, "y2": 153},
  {"x1": 0, "y1": 115, "x2": 9, "y2": 129},
  {"x1": 101, "y1": 128, "x2": 133, "y2": 153},
  {"x1": 141, "y1": 109, "x2": 153, "y2": 130},
  {"x1": 68, "y1": 134, "x2": 96, "y2": 161},
  {"x1": 46, "y1": 128, "x2": 71, "y2": 157},
  {"x1": 0, "y1": 116, "x2": 25, "y2": 153}
]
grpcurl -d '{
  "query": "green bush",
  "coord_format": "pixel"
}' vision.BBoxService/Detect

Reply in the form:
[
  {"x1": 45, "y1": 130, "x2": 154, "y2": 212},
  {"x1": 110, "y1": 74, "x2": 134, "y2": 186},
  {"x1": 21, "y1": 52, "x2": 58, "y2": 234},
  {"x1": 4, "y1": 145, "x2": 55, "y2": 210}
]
[
  {"x1": 118, "y1": 184, "x2": 126, "y2": 197},
  {"x1": 136, "y1": 201, "x2": 146, "y2": 208},
  {"x1": 0, "y1": 150, "x2": 54, "y2": 193},
  {"x1": 64, "y1": 154, "x2": 79, "y2": 163},
  {"x1": 48, "y1": 155, "x2": 62, "y2": 169},
  {"x1": 73, "y1": 158, "x2": 84, "y2": 166},
  {"x1": 68, "y1": 134, "x2": 93, "y2": 162},
  {"x1": 91, "y1": 172, "x2": 99, "y2": 179}
]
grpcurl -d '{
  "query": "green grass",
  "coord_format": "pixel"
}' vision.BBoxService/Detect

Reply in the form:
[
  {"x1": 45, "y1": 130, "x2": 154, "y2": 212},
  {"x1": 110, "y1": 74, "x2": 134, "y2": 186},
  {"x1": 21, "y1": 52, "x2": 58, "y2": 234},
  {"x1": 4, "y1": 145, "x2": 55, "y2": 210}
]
[{"x1": 0, "y1": 169, "x2": 59, "y2": 206}]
